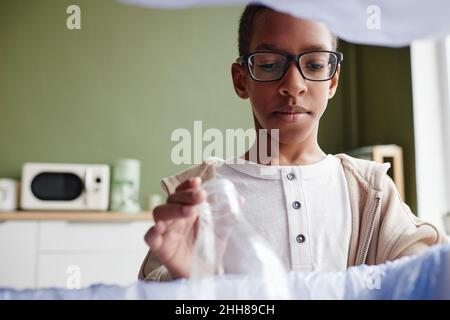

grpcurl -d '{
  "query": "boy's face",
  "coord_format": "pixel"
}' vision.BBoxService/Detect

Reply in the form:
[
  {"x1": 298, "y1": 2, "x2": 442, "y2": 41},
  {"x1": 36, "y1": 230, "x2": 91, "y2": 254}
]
[{"x1": 232, "y1": 10, "x2": 340, "y2": 145}]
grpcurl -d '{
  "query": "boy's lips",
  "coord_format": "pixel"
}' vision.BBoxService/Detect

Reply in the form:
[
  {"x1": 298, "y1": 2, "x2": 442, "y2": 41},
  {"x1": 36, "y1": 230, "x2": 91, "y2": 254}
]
[{"x1": 272, "y1": 106, "x2": 311, "y2": 123}]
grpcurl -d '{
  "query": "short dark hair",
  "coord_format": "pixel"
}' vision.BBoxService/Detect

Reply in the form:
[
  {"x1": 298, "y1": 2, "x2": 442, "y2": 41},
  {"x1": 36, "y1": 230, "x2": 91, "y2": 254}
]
[{"x1": 237, "y1": 4, "x2": 338, "y2": 57}]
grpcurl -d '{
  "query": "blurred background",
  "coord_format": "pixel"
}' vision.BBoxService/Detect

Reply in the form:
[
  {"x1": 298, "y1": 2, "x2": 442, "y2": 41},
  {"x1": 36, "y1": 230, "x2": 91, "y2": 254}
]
[
  {"x1": 0, "y1": 0, "x2": 418, "y2": 209},
  {"x1": 0, "y1": 0, "x2": 448, "y2": 289}
]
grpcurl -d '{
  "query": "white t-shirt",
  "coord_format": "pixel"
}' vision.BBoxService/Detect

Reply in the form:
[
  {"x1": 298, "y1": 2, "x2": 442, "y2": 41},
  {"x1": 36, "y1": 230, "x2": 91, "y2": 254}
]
[{"x1": 213, "y1": 154, "x2": 352, "y2": 272}]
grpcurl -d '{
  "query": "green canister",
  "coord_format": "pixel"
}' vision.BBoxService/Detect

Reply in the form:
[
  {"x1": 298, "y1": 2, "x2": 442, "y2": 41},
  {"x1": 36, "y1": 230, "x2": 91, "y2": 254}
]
[{"x1": 109, "y1": 159, "x2": 141, "y2": 214}]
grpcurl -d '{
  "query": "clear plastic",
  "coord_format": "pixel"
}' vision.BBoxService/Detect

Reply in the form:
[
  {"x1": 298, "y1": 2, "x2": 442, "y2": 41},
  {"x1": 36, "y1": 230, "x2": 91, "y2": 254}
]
[{"x1": 189, "y1": 178, "x2": 289, "y2": 299}]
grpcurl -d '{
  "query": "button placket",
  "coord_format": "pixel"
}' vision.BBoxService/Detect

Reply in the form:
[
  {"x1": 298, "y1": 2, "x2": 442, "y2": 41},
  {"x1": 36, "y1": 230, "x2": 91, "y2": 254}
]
[
  {"x1": 295, "y1": 166, "x2": 312, "y2": 267},
  {"x1": 281, "y1": 167, "x2": 312, "y2": 270}
]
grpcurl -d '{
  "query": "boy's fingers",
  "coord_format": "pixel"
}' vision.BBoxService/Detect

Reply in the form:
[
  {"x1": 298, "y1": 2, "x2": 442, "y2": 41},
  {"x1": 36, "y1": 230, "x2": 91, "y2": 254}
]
[
  {"x1": 175, "y1": 177, "x2": 202, "y2": 192},
  {"x1": 167, "y1": 189, "x2": 206, "y2": 205},
  {"x1": 153, "y1": 203, "x2": 197, "y2": 221},
  {"x1": 144, "y1": 221, "x2": 165, "y2": 249}
]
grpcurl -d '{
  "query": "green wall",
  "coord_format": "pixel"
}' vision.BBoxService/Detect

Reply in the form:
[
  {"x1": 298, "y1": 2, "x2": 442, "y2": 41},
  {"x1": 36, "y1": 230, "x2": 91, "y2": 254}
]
[
  {"x1": 332, "y1": 42, "x2": 417, "y2": 212},
  {"x1": 0, "y1": 0, "x2": 416, "y2": 212},
  {"x1": 0, "y1": 0, "x2": 253, "y2": 208}
]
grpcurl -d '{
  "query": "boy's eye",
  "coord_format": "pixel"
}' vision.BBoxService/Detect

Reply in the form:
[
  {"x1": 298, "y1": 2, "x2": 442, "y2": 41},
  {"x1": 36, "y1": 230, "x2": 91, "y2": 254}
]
[
  {"x1": 257, "y1": 62, "x2": 283, "y2": 72},
  {"x1": 304, "y1": 61, "x2": 327, "y2": 71}
]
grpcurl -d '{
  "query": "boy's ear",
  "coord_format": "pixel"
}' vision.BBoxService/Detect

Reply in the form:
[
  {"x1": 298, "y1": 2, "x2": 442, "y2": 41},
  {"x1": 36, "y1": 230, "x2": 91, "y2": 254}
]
[
  {"x1": 328, "y1": 65, "x2": 340, "y2": 99},
  {"x1": 231, "y1": 63, "x2": 249, "y2": 99}
]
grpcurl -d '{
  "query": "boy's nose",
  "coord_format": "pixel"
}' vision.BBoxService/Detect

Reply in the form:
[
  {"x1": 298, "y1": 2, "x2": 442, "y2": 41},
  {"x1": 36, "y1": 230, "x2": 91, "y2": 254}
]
[{"x1": 278, "y1": 62, "x2": 308, "y2": 98}]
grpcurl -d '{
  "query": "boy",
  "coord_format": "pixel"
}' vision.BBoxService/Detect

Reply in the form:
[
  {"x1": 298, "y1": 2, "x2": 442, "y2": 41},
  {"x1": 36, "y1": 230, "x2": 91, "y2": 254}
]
[{"x1": 138, "y1": 4, "x2": 448, "y2": 281}]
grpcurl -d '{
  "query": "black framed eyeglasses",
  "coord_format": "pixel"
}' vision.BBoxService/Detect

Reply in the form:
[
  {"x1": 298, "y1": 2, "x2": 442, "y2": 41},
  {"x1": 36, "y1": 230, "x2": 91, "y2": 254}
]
[{"x1": 236, "y1": 50, "x2": 343, "y2": 82}]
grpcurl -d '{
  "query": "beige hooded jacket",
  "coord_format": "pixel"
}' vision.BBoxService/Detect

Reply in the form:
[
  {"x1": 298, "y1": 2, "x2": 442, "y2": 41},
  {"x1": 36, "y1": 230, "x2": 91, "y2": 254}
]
[{"x1": 138, "y1": 153, "x2": 448, "y2": 281}]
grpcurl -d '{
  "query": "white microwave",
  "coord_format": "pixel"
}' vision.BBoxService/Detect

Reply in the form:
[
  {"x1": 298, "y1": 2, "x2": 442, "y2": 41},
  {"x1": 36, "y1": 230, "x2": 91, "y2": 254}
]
[{"x1": 20, "y1": 163, "x2": 110, "y2": 211}]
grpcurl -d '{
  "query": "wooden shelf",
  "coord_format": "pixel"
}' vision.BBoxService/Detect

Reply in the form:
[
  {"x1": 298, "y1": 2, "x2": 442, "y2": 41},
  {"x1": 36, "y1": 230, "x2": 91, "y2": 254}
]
[{"x1": 0, "y1": 211, "x2": 153, "y2": 222}]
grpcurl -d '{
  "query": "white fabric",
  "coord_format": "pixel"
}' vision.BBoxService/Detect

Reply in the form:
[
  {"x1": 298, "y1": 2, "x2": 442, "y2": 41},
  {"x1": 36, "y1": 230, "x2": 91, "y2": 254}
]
[
  {"x1": 212, "y1": 154, "x2": 352, "y2": 272},
  {"x1": 2, "y1": 244, "x2": 449, "y2": 299},
  {"x1": 118, "y1": 0, "x2": 450, "y2": 47}
]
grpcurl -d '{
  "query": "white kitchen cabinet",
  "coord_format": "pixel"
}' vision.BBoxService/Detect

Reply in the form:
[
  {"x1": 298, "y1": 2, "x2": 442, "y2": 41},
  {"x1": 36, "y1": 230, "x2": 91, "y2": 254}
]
[
  {"x1": 37, "y1": 252, "x2": 145, "y2": 288},
  {"x1": 39, "y1": 221, "x2": 150, "y2": 252},
  {"x1": 0, "y1": 213, "x2": 153, "y2": 290},
  {"x1": 0, "y1": 221, "x2": 38, "y2": 289}
]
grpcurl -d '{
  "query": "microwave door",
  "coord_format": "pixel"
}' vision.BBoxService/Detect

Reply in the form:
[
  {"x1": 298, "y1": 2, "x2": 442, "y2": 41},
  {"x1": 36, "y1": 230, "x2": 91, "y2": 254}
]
[{"x1": 31, "y1": 172, "x2": 83, "y2": 201}]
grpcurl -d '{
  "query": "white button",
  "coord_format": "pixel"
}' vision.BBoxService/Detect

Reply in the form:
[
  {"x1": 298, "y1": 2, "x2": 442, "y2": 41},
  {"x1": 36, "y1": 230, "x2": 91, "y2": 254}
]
[{"x1": 296, "y1": 234, "x2": 306, "y2": 243}]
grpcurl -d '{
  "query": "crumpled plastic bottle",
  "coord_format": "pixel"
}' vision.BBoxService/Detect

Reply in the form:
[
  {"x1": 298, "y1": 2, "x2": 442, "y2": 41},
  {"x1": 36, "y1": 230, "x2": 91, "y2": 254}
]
[{"x1": 190, "y1": 178, "x2": 289, "y2": 299}]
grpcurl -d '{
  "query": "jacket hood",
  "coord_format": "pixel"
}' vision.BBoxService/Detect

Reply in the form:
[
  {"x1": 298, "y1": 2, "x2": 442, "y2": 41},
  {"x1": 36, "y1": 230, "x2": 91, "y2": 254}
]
[{"x1": 335, "y1": 153, "x2": 391, "y2": 192}]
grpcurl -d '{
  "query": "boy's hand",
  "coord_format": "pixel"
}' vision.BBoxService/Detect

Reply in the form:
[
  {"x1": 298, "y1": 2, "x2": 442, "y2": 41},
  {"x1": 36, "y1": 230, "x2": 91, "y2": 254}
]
[{"x1": 144, "y1": 177, "x2": 206, "y2": 279}]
